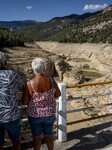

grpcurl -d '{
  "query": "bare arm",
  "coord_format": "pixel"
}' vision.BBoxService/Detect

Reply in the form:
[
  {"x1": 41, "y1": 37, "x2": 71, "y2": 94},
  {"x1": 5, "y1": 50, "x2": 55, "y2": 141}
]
[
  {"x1": 21, "y1": 81, "x2": 32, "y2": 105},
  {"x1": 53, "y1": 78, "x2": 61, "y2": 99}
]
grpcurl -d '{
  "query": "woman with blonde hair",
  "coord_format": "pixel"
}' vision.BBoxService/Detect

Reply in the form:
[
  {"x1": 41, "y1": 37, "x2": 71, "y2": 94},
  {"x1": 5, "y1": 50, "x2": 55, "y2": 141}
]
[{"x1": 22, "y1": 57, "x2": 61, "y2": 150}]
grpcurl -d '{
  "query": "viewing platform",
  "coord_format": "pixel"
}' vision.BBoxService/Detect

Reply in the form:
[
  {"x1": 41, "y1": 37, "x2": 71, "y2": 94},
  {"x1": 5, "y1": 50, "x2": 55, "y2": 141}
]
[
  {"x1": 4, "y1": 120, "x2": 112, "y2": 150},
  {"x1": 3, "y1": 81, "x2": 112, "y2": 150}
]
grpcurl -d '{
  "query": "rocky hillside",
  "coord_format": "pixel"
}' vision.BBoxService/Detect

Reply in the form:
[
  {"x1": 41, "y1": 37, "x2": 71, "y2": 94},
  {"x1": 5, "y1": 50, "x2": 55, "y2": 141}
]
[
  {"x1": 1, "y1": 41, "x2": 112, "y2": 84},
  {"x1": 15, "y1": 5, "x2": 112, "y2": 43},
  {"x1": 36, "y1": 42, "x2": 112, "y2": 81},
  {"x1": 2, "y1": 44, "x2": 84, "y2": 85}
]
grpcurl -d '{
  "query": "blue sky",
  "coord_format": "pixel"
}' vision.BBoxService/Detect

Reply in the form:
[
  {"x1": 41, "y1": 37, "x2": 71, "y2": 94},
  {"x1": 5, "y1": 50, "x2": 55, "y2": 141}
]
[{"x1": 0, "y1": 0, "x2": 111, "y2": 22}]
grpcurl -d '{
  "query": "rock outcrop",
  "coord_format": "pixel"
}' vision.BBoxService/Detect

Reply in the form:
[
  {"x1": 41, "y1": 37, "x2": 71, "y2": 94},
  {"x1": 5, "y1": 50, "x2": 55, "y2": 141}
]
[
  {"x1": 36, "y1": 42, "x2": 112, "y2": 74},
  {"x1": 5, "y1": 46, "x2": 84, "y2": 84},
  {"x1": 36, "y1": 42, "x2": 112, "y2": 81}
]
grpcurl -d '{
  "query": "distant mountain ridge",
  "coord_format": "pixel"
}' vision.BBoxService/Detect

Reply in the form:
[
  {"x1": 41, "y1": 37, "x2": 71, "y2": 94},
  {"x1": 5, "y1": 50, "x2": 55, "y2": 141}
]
[
  {"x1": 14, "y1": 5, "x2": 112, "y2": 43},
  {"x1": 49, "y1": 11, "x2": 100, "y2": 25},
  {"x1": 0, "y1": 5, "x2": 112, "y2": 44},
  {"x1": 0, "y1": 20, "x2": 37, "y2": 29},
  {"x1": 0, "y1": 11, "x2": 100, "y2": 30}
]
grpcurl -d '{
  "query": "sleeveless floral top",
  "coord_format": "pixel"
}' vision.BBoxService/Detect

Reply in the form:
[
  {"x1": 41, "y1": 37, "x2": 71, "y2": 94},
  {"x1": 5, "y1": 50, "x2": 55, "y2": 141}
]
[{"x1": 27, "y1": 77, "x2": 56, "y2": 117}]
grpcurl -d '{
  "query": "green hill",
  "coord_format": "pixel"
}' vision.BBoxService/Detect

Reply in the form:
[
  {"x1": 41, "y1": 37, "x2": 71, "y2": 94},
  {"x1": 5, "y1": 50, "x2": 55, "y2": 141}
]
[
  {"x1": 0, "y1": 27, "x2": 24, "y2": 47},
  {"x1": 15, "y1": 5, "x2": 112, "y2": 44}
]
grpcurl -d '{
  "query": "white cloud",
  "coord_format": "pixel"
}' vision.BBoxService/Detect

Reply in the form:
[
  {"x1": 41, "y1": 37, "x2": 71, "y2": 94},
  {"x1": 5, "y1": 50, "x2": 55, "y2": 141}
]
[
  {"x1": 83, "y1": 4, "x2": 108, "y2": 11},
  {"x1": 26, "y1": 6, "x2": 32, "y2": 10}
]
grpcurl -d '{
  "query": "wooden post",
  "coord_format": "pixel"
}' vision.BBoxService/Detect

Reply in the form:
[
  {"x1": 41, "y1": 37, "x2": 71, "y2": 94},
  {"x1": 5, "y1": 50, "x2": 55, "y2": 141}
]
[{"x1": 57, "y1": 82, "x2": 67, "y2": 142}]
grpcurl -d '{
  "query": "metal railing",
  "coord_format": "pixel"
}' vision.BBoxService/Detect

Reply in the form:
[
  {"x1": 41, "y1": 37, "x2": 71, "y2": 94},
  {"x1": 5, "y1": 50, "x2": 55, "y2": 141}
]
[
  {"x1": 57, "y1": 81, "x2": 112, "y2": 142},
  {"x1": 4, "y1": 81, "x2": 112, "y2": 148}
]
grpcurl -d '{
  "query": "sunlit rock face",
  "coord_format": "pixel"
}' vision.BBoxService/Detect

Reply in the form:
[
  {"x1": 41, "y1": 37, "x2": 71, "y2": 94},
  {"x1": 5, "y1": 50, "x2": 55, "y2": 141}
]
[
  {"x1": 37, "y1": 42, "x2": 112, "y2": 75},
  {"x1": 6, "y1": 45, "x2": 84, "y2": 85},
  {"x1": 63, "y1": 68, "x2": 85, "y2": 85}
]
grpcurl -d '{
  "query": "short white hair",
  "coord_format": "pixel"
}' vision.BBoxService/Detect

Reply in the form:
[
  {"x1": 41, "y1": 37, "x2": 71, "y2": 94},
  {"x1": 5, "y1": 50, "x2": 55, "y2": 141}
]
[
  {"x1": 31, "y1": 57, "x2": 45, "y2": 75},
  {"x1": 0, "y1": 52, "x2": 6, "y2": 64}
]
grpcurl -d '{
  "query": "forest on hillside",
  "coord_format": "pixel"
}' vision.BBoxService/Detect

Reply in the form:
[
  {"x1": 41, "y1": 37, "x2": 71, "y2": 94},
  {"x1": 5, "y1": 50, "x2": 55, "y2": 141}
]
[
  {"x1": 0, "y1": 5, "x2": 112, "y2": 47},
  {"x1": 0, "y1": 27, "x2": 24, "y2": 47},
  {"x1": 15, "y1": 6, "x2": 112, "y2": 44}
]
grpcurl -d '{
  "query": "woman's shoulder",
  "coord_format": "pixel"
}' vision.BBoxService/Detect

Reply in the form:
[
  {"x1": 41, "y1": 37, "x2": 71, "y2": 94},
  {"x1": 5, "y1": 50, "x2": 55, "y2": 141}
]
[{"x1": 27, "y1": 80, "x2": 31, "y2": 85}]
